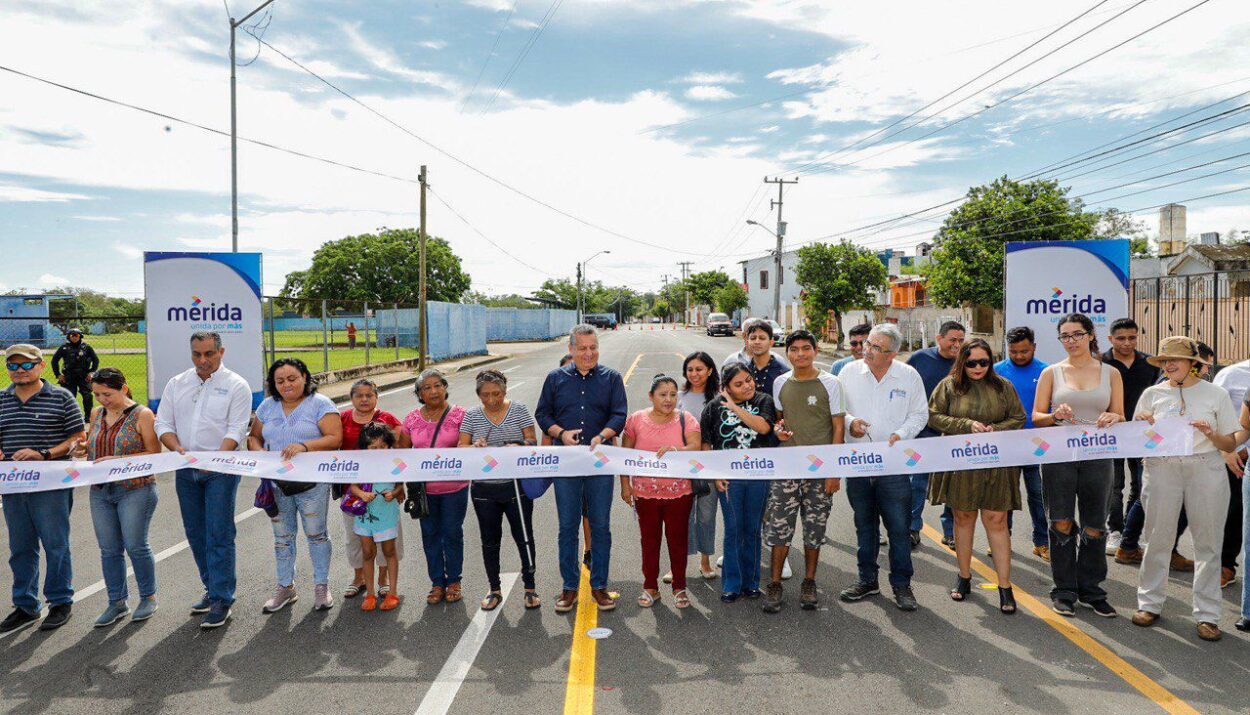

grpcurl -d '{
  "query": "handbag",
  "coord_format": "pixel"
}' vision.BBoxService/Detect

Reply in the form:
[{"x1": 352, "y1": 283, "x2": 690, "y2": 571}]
[
  {"x1": 254, "y1": 479, "x2": 279, "y2": 518},
  {"x1": 405, "y1": 407, "x2": 449, "y2": 520},
  {"x1": 683, "y1": 411, "x2": 712, "y2": 497},
  {"x1": 340, "y1": 483, "x2": 372, "y2": 517}
]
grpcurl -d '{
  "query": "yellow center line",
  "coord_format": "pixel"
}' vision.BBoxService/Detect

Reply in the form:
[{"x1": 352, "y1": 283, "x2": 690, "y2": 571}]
[
  {"x1": 621, "y1": 352, "x2": 645, "y2": 386},
  {"x1": 920, "y1": 525, "x2": 1199, "y2": 715},
  {"x1": 563, "y1": 565, "x2": 598, "y2": 715}
]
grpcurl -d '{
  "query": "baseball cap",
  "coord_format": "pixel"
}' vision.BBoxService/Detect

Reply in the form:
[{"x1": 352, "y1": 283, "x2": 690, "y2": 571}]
[{"x1": 5, "y1": 344, "x2": 43, "y2": 362}]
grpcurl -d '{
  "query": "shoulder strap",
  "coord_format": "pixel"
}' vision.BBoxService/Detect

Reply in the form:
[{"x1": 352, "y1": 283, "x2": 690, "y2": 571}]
[
  {"x1": 679, "y1": 411, "x2": 686, "y2": 442},
  {"x1": 429, "y1": 407, "x2": 451, "y2": 448}
]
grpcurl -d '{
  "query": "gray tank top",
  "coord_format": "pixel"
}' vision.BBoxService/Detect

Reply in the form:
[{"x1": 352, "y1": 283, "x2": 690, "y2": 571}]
[{"x1": 1051, "y1": 363, "x2": 1113, "y2": 423}]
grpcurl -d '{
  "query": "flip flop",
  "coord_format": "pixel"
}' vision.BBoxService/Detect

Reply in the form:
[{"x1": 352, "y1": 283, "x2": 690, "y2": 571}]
[
  {"x1": 674, "y1": 589, "x2": 691, "y2": 609},
  {"x1": 637, "y1": 590, "x2": 659, "y2": 608},
  {"x1": 343, "y1": 582, "x2": 365, "y2": 598}
]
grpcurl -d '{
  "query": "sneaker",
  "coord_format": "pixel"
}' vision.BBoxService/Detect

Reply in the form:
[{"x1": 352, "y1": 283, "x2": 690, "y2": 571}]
[
  {"x1": 1221, "y1": 567, "x2": 1236, "y2": 589},
  {"x1": 781, "y1": 558, "x2": 793, "y2": 580},
  {"x1": 1169, "y1": 551, "x2": 1195, "y2": 572},
  {"x1": 762, "y1": 582, "x2": 784, "y2": 614},
  {"x1": 1235, "y1": 617, "x2": 1249, "y2": 632},
  {"x1": 719, "y1": 592, "x2": 739, "y2": 604},
  {"x1": 93, "y1": 601, "x2": 130, "y2": 628},
  {"x1": 200, "y1": 601, "x2": 231, "y2": 629},
  {"x1": 1105, "y1": 531, "x2": 1123, "y2": 555},
  {"x1": 1033, "y1": 545, "x2": 1050, "y2": 562},
  {"x1": 261, "y1": 584, "x2": 298, "y2": 614},
  {"x1": 0, "y1": 607, "x2": 40, "y2": 635},
  {"x1": 839, "y1": 581, "x2": 880, "y2": 602},
  {"x1": 1115, "y1": 547, "x2": 1144, "y2": 565},
  {"x1": 1197, "y1": 621, "x2": 1222, "y2": 642},
  {"x1": 1079, "y1": 599, "x2": 1118, "y2": 618},
  {"x1": 799, "y1": 578, "x2": 818, "y2": 610},
  {"x1": 716, "y1": 555, "x2": 724, "y2": 568},
  {"x1": 132, "y1": 597, "x2": 158, "y2": 623},
  {"x1": 39, "y1": 603, "x2": 72, "y2": 631},
  {"x1": 941, "y1": 535, "x2": 955, "y2": 551},
  {"x1": 909, "y1": 530, "x2": 921, "y2": 550},
  {"x1": 190, "y1": 594, "x2": 212, "y2": 615},
  {"x1": 313, "y1": 583, "x2": 334, "y2": 612},
  {"x1": 893, "y1": 585, "x2": 918, "y2": 612},
  {"x1": 1051, "y1": 599, "x2": 1075, "y2": 617},
  {"x1": 741, "y1": 588, "x2": 763, "y2": 600}
]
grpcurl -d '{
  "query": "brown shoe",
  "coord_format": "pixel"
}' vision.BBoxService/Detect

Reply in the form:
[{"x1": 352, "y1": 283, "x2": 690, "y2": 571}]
[
  {"x1": 1197, "y1": 621, "x2": 1222, "y2": 641},
  {"x1": 1032, "y1": 545, "x2": 1050, "y2": 562},
  {"x1": 1131, "y1": 610, "x2": 1159, "y2": 627},
  {"x1": 1220, "y1": 567, "x2": 1235, "y2": 589},
  {"x1": 426, "y1": 586, "x2": 445, "y2": 605},
  {"x1": 1169, "y1": 551, "x2": 1195, "y2": 572},
  {"x1": 591, "y1": 588, "x2": 617, "y2": 611},
  {"x1": 1115, "y1": 547, "x2": 1144, "y2": 565},
  {"x1": 554, "y1": 590, "x2": 578, "y2": 613},
  {"x1": 444, "y1": 582, "x2": 463, "y2": 603}
]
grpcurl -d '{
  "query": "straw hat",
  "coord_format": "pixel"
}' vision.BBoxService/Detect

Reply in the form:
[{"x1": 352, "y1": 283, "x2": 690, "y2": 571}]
[{"x1": 1146, "y1": 336, "x2": 1209, "y2": 368}]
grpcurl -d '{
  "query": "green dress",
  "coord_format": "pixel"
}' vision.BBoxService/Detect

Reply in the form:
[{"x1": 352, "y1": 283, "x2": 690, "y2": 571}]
[{"x1": 926, "y1": 376, "x2": 1027, "y2": 512}]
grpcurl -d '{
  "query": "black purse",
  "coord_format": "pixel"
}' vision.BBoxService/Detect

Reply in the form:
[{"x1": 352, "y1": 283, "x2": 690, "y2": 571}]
[
  {"x1": 405, "y1": 407, "x2": 449, "y2": 520},
  {"x1": 683, "y1": 411, "x2": 712, "y2": 497}
]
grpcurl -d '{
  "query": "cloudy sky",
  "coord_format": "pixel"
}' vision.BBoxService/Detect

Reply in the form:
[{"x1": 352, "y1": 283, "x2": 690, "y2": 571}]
[{"x1": 2, "y1": 0, "x2": 1249, "y2": 299}]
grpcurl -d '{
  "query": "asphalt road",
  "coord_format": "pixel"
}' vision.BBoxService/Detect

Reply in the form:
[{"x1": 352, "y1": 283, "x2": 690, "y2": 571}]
[{"x1": 0, "y1": 326, "x2": 1246, "y2": 715}]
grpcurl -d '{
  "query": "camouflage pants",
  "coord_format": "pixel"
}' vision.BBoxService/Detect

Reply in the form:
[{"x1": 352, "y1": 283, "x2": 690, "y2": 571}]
[{"x1": 763, "y1": 479, "x2": 834, "y2": 550}]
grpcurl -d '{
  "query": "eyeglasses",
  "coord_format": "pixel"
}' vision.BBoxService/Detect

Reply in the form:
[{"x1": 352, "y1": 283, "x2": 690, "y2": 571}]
[
  {"x1": 849, "y1": 340, "x2": 864, "y2": 347},
  {"x1": 5, "y1": 361, "x2": 38, "y2": 371},
  {"x1": 965, "y1": 359, "x2": 991, "y2": 369},
  {"x1": 865, "y1": 343, "x2": 892, "y2": 354},
  {"x1": 1058, "y1": 331, "x2": 1089, "y2": 343}
]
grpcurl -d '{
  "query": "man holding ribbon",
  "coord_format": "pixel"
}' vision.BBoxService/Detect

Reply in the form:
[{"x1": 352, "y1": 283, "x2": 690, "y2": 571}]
[{"x1": 536, "y1": 324, "x2": 628, "y2": 614}]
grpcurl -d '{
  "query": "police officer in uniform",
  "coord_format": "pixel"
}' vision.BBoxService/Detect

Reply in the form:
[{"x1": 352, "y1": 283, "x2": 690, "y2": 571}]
[{"x1": 51, "y1": 327, "x2": 99, "y2": 416}]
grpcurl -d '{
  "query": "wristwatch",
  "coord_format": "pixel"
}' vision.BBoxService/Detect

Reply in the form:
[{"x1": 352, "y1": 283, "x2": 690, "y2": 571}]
[{"x1": 38, "y1": 448, "x2": 51, "y2": 460}]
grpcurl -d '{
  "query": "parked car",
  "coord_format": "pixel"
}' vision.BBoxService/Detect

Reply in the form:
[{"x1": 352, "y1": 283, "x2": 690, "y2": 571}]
[
  {"x1": 767, "y1": 320, "x2": 785, "y2": 346},
  {"x1": 706, "y1": 312, "x2": 734, "y2": 337},
  {"x1": 584, "y1": 314, "x2": 617, "y2": 330}
]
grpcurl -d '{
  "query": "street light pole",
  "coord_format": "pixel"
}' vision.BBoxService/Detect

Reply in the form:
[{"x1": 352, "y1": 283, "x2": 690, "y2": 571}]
[
  {"x1": 578, "y1": 250, "x2": 611, "y2": 324},
  {"x1": 228, "y1": 0, "x2": 276, "y2": 253}
]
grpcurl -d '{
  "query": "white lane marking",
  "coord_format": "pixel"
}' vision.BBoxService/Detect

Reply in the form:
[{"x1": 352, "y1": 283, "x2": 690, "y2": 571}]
[
  {"x1": 379, "y1": 384, "x2": 415, "y2": 398},
  {"x1": 501, "y1": 365, "x2": 522, "y2": 373},
  {"x1": 414, "y1": 572, "x2": 519, "y2": 715},
  {"x1": 508, "y1": 381, "x2": 526, "y2": 391},
  {"x1": 72, "y1": 507, "x2": 263, "y2": 604}
]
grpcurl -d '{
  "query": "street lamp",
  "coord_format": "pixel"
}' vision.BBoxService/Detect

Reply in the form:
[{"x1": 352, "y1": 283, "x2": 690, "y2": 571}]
[
  {"x1": 578, "y1": 250, "x2": 611, "y2": 323},
  {"x1": 228, "y1": 0, "x2": 277, "y2": 252},
  {"x1": 746, "y1": 220, "x2": 784, "y2": 322}
]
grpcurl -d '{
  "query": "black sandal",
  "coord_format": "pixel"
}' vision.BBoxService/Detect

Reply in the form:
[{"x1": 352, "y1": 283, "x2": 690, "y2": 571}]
[
  {"x1": 480, "y1": 591, "x2": 503, "y2": 611},
  {"x1": 999, "y1": 587, "x2": 1017, "y2": 615},
  {"x1": 524, "y1": 591, "x2": 541, "y2": 610},
  {"x1": 950, "y1": 575, "x2": 972, "y2": 602}
]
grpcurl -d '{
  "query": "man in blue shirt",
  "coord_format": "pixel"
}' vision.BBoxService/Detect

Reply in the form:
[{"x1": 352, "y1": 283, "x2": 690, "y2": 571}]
[
  {"x1": 723, "y1": 318, "x2": 790, "y2": 397},
  {"x1": 995, "y1": 326, "x2": 1050, "y2": 561},
  {"x1": 904, "y1": 320, "x2": 964, "y2": 549},
  {"x1": 536, "y1": 325, "x2": 628, "y2": 614},
  {"x1": 829, "y1": 323, "x2": 870, "y2": 376}
]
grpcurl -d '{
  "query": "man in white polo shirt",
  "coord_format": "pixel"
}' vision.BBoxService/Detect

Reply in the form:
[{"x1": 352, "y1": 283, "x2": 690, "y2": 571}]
[
  {"x1": 154, "y1": 331, "x2": 252, "y2": 629},
  {"x1": 839, "y1": 323, "x2": 929, "y2": 611}
]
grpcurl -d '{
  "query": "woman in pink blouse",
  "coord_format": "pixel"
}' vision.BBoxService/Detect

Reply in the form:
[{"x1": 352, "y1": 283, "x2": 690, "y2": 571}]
[
  {"x1": 620, "y1": 374, "x2": 703, "y2": 609},
  {"x1": 398, "y1": 369, "x2": 469, "y2": 605}
]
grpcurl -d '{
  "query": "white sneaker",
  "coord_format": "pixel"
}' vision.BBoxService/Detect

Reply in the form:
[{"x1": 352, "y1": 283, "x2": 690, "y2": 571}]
[
  {"x1": 716, "y1": 555, "x2": 723, "y2": 568},
  {"x1": 781, "y1": 558, "x2": 793, "y2": 580},
  {"x1": 1105, "y1": 531, "x2": 1123, "y2": 556}
]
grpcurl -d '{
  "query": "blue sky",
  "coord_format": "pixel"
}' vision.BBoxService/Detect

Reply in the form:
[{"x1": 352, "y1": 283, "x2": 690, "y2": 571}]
[{"x1": 2, "y1": 0, "x2": 1250, "y2": 299}]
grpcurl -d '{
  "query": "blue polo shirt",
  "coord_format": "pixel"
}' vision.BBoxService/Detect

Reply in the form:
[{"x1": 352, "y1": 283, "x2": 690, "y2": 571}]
[
  {"x1": 829, "y1": 356, "x2": 855, "y2": 376},
  {"x1": 535, "y1": 362, "x2": 628, "y2": 446},
  {"x1": 995, "y1": 357, "x2": 1048, "y2": 428},
  {"x1": 907, "y1": 347, "x2": 955, "y2": 438}
]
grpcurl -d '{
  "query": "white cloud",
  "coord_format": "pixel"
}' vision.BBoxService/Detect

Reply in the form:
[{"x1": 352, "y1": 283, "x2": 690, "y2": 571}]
[
  {"x1": 511, "y1": 18, "x2": 541, "y2": 30},
  {"x1": 677, "y1": 71, "x2": 743, "y2": 85},
  {"x1": 685, "y1": 85, "x2": 738, "y2": 101},
  {"x1": 72, "y1": 215, "x2": 121, "y2": 222},
  {"x1": 340, "y1": 22, "x2": 459, "y2": 92},
  {"x1": 418, "y1": 40, "x2": 447, "y2": 50},
  {"x1": 111, "y1": 241, "x2": 143, "y2": 259},
  {"x1": 39, "y1": 273, "x2": 70, "y2": 287},
  {"x1": 0, "y1": 185, "x2": 90, "y2": 203},
  {"x1": 464, "y1": 0, "x2": 513, "y2": 10},
  {"x1": 759, "y1": 125, "x2": 780, "y2": 133}
]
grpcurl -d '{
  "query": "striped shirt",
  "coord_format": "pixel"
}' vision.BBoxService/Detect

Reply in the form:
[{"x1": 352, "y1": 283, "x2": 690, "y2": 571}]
[
  {"x1": 0, "y1": 380, "x2": 85, "y2": 457},
  {"x1": 254, "y1": 393, "x2": 338, "y2": 453},
  {"x1": 460, "y1": 401, "x2": 535, "y2": 484}
]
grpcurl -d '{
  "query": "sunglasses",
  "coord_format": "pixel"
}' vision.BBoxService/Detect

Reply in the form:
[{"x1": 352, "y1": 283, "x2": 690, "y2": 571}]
[
  {"x1": 964, "y1": 359, "x2": 991, "y2": 369},
  {"x1": 6, "y1": 361, "x2": 39, "y2": 372},
  {"x1": 848, "y1": 340, "x2": 864, "y2": 347}
]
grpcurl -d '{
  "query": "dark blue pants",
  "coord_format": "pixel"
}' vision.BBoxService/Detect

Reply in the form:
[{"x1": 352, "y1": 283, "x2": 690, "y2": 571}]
[
  {"x1": 555, "y1": 475, "x2": 613, "y2": 591},
  {"x1": 847, "y1": 474, "x2": 914, "y2": 588},
  {"x1": 718, "y1": 481, "x2": 769, "y2": 594},
  {"x1": 419, "y1": 488, "x2": 469, "y2": 588},
  {"x1": 175, "y1": 469, "x2": 239, "y2": 606},
  {"x1": 4, "y1": 489, "x2": 74, "y2": 613}
]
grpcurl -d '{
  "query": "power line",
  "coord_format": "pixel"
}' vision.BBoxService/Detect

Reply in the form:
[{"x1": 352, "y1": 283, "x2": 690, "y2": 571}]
[
  {"x1": 479, "y1": 0, "x2": 564, "y2": 115},
  {"x1": 0, "y1": 63, "x2": 420, "y2": 185},
  {"x1": 427, "y1": 185, "x2": 554, "y2": 277},
  {"x1": 459, "y1": 0, "x2": 521, "y2": 113}
]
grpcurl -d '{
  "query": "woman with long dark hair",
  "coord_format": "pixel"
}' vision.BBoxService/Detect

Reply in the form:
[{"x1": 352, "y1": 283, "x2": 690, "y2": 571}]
[
  {"x1": 928, "y1": 339, "x2": 1026, "y2": 614},
  {"x1": 670, "y1": 351, "x2": 720, "y2": 583},
  {"x1": 1033, "y1": 313, "x2": 1125, "y2": 619}
]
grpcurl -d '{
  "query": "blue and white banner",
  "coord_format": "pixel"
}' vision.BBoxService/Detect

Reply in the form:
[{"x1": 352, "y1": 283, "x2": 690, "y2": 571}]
[
  {"x1": 144, "y1": 252, "x2": 265, "y2": 409},
  {"x1": 0, "y1": 419, "x2": 1193, "y2": 495},
  {"x1": 1004, "y1": 239, "x2": 1129, "y2": 364}
]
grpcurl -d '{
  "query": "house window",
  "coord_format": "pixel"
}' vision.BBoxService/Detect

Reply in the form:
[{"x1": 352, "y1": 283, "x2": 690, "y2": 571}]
[{"x1": 759, "y1": 270, "x2": 769, "y2": 290}]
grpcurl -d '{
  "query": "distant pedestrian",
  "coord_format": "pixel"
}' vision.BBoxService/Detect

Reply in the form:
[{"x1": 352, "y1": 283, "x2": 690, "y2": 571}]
[
  {"x1": 52, "y1": 327, "x2": 99, "y2": 417},
  {"x1": 829, "y1": 322, "x2": 870, "y2": 376},
  {"x1": 347, "y1": 322, "x2": 358, "y2": 350}
]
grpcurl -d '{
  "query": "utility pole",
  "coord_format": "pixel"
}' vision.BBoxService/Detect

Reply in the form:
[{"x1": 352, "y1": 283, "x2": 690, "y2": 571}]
[
  {"x1": 228, "y1": 0, "x2": 276, "y2": 252},
  {"x1": 677, "y1": 261, "x2": 693, "y2": 327},
  {"x1": 576, "y1": 262, "x2": 583, "y2": 323},
  {"x1": 418, "y1": 164, "x2": 428, "y2": 371},
  {"x1": 763, "y1": 176, "x2": 797, "y2": 323}
]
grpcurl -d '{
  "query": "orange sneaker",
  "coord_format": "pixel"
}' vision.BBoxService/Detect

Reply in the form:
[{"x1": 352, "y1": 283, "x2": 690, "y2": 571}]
[
  {"x1": 380, "y1": 594, "x2": 401, "y2": 611},
  {"x1": 361, "y1": 595, "x2": 378, "y2": 612}
]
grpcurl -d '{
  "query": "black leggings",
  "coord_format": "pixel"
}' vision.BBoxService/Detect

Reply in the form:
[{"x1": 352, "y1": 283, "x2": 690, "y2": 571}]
[{"x1": 471, "y1": 483, "x2": 536, "y2": 590}]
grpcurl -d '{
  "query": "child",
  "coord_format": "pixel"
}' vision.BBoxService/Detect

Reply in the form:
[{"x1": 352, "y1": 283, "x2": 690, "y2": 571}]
[{"x1": 351, "y1": 422, "x2": 405, "y2": 611}]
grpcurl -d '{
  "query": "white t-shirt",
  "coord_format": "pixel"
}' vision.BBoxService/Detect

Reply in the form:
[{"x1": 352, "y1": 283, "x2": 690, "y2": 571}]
[{"x1": 1136, "y1": 379, "x2": 1239, "y2": 454}]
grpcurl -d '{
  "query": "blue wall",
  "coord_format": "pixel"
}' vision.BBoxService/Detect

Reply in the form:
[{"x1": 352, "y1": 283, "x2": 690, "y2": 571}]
[
  {"x1": 374, "y1": 302, "x2": 488, "y2": 361},
  {"x1": 486, "y1": 308, "x2": 577, "y2": 341}
]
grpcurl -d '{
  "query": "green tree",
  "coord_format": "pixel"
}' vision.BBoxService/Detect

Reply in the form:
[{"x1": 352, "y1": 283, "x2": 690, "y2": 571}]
[
  {"x1": 1097, "y1": 208, "x2": 1152, "y2": 257},
  {"x1": 927, "y1": 177, "x2": 1099, "y2": 309},
  {"x1": 462, "y1": 291, "x2": 536, "y2": 308},
  {"x1": 794, "y1": 242, "x2": 887, "y2": 341},
  {"x1": 685, "y1": 270, "x2": 732, "y2": 306},
  {"x1": 651, "y1": 298, "x2": 672, "y2": 321},
  {"x1": 714, "y1": 281, "x2": 749, "y2": 315},
  {"x1": 279, "y1": 228, "x2": 471, "y2": 304}
]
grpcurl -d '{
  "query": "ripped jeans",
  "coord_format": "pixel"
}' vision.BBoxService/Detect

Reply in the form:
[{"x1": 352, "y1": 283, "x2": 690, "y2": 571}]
[
  {"x1": 1042, "y1": 459, "x2": 1113, "y2": 604},
  {"x1": 271, "y1": 483, "x2": 332, "y2": 587}
]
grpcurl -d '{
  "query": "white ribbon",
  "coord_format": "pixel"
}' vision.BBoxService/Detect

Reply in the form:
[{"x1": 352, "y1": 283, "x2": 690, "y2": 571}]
[{"x1": 0, "y1": 418, "x2": 1193, "y2": 495}]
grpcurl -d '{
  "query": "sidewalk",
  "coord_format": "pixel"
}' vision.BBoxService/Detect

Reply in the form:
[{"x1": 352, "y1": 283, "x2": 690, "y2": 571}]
[{"x1": 319, "y1": 339, "x2": 559, "y2": 404}]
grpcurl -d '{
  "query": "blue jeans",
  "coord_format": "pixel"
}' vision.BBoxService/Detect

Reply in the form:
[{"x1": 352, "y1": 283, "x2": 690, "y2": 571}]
[
  {"x1": 847, "y1": 474, "x2": 914, "y2": 588},
  {"x1": 718, "y1": 481, "x2": 768, "y2": 594},
  {"x1": 909, "y1": 474, "x2": 954, "y2": 537},
  {"x1": 3, "y1": 489, "x2": 74, "y2": 613},
  {"x1": 176, "y1": 468, "x2": 240, "y2": 605},
  {"x1": 687, "y1": 490, "x2": 718, "y2": 556},
  {"x1": 420, "y1": 488, "x2": 468, "y2": 587},
  {"x1": 90, "y1": 483, "x2": 158, "y2": 602},
  {"x1": 555, "y1": 475, "x2": 613, "y2": 591},
  {"x1": 1021, "y1": 465, "x2": 1048, "y2": 547},
  {"x1": 271, "y1": 482, "x2": 332, "y2": 587}
]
